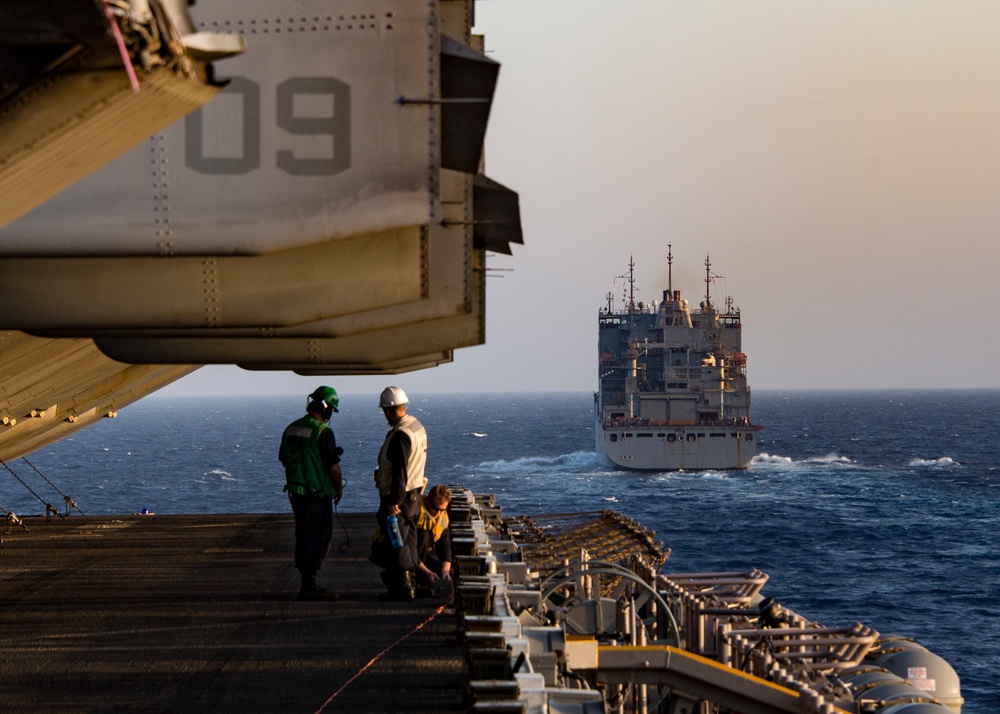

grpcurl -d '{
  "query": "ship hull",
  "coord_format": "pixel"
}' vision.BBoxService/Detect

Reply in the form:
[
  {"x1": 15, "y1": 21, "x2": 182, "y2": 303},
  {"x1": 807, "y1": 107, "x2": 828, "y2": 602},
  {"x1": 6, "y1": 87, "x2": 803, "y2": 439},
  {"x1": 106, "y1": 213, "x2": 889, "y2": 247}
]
[{"x1": 596, "y1": 420, "x2": 758, "y2": 471}]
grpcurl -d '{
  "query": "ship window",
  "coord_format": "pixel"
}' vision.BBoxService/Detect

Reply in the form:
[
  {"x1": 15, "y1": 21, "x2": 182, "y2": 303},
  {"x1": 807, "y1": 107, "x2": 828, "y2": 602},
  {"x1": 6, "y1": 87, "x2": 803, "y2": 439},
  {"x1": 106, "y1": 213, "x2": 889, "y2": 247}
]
[
  {"x1": 729, "y1": 433, "x2": 738, "y2": 438},
  {"x1": 697, "y1": 433, "x2": 705, "y2": 438},
  {"x1": 667, "y1": 434, "x2": 676, "y2": 443},
  {"x1": 609, "y1": 434, "x2": 617, "y2": 443},
  {"x1": 686, "y1": 433, "x2": 695, "y2": 442},
  {"x1": 746, "y1": 433, "x2": 753, "y2": 442},
  {"x1": 638, "y1": 433, "x2": 653, "y2": 438},
  {"x1": 625, "y1": 433, "x2": 633, "y2": 438},
  {"x1": 709, "y1": 433, "x2": 725, "y2": 438},
  {"x1": 656, "y1": 433, "x2": 665, "y2": 438}
]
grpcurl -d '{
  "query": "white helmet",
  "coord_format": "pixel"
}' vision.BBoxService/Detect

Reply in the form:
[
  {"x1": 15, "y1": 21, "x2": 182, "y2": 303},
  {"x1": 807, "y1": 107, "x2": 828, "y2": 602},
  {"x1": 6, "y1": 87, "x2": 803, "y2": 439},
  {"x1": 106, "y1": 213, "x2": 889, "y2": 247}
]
[{"x1": 379, "y1": 386, "x2": 409, "y2": 408}]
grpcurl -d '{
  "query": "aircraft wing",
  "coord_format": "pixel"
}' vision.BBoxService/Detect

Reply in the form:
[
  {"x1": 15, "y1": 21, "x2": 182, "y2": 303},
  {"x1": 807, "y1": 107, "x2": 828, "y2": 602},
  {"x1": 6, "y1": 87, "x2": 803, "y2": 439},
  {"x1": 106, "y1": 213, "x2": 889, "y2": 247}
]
[
  {"x1": 0, "y1": 0, "x2": 522, "y2": 463},
  {"x1": 0, "y1": 0, "x2": 244, "y2": 228}
]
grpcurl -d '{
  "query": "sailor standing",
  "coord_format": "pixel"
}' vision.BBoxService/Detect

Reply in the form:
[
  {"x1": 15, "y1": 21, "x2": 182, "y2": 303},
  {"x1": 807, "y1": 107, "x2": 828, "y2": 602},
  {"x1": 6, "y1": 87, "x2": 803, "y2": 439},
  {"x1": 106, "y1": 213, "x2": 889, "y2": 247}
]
[
  {"x1": 279, "y1": 386, "x2": 344, "y2": 601},
  {"x1": 373, "y1": 386, "x2": 428, "y2": 602}
]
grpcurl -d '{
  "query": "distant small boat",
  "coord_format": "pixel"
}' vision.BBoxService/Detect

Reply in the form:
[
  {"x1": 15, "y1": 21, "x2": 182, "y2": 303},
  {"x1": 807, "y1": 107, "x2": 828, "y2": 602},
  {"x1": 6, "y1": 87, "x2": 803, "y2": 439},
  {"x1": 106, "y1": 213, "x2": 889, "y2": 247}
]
[{"x1": 595, "y1": 248, "x2": 761, "y2": 470}]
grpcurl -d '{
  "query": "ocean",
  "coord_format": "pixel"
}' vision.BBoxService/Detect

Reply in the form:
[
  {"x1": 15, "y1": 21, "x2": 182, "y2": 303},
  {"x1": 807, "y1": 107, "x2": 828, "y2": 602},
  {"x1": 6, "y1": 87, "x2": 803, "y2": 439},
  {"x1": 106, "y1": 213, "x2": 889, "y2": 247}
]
[{"x1": 2, "y1": 389, "x2": 996, "y2": 712}]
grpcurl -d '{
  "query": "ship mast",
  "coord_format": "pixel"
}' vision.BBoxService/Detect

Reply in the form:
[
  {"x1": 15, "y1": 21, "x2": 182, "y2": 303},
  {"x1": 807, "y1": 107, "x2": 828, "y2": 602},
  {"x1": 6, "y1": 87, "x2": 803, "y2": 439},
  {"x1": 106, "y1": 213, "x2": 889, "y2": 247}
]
[
  {"x1": 704, "y1": 254, "x2": 723, "y2": 310},
  {"x1": 667, "y1": 244, "x2": 673, "y2": 296},
  {"x1": 626, "y1": 256, "x2": 638, "y2": 418},
  {"x1": 627, "y1": 255, "x2": 636, "y2": 315}
]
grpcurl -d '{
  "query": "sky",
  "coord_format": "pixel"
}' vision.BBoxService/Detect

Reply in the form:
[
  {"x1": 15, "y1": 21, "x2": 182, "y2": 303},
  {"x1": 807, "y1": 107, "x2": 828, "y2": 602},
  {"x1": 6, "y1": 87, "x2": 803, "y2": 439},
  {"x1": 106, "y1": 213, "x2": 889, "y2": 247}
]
[{"x1": 159, "y1": 0, "x2": 1000, "y2": 397}]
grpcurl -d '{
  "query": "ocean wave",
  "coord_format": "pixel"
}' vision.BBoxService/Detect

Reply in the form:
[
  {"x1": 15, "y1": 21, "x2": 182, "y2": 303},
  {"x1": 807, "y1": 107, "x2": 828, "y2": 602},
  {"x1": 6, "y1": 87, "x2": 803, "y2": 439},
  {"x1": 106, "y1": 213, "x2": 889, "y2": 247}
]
[
  {"x1": 752, "y1": 452, "x2": 854, "y2": 467},
  {"x1": 472, "y1": 450, "x2": 600, "y2": 473},
  {"x1": 752, "y1": 453, "x2": 795, "y2": 466},
  {"x1": 909, "y1": 456, "x2": 960, "y2": 468},
  {"x1": 804, "y1": 453, "x2": 853, "y2": 465},
  {"x1": 645, "y1": 470, "x2": 727, "y2": 482},
  {"x1": 206, "y1": 469, "x2": 236, "y2": 481},
  {"x1": 465, "y1": 432, "x2": 488, "y2": 438}
]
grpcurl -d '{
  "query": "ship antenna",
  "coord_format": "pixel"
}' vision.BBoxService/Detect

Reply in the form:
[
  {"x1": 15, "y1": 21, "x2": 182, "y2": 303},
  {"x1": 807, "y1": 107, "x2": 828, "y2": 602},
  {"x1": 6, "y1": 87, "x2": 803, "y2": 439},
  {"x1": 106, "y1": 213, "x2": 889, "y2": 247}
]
[
  {"x1": 704, "y1": 254, "x2": 723, "y2": 309},
  {"x1": 667, "y1": 244, "x2": 673, "y2": 295},
  {"x1": 704, "y1": 254, "x2": 711, "y2": 308},
  {"x1": 628, "y1": 254, "x2": 636, "y2": 315}
]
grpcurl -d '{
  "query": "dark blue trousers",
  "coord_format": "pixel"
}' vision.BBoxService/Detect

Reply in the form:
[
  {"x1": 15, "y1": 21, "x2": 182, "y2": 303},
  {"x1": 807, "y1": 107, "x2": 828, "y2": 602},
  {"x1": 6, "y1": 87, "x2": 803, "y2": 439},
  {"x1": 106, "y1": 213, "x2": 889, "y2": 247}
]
[{"x1": 289, "y1": 493, "x2": 333, "y2": 578}]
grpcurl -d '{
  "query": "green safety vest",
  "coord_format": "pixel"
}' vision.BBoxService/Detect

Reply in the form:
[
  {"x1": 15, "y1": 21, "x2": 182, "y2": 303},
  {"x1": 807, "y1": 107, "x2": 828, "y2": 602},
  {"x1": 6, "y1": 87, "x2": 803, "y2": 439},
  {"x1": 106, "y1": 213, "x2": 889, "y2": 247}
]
[{"x1": 281, "y1": 415, "x2": 333, "y2": 497}]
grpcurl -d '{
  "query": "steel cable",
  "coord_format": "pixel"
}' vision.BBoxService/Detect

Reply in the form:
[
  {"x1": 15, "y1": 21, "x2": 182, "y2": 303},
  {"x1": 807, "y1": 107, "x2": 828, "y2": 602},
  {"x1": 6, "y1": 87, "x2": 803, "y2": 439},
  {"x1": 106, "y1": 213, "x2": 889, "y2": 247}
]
[
  {"x1": 21, "y1": 457, "x2": 85, "y2": 516},
  {"x1": 0, "y1": 460, "x2": 63, "y2": 520},
  {"x1": 312, "y1": 598, "x2": 451, "y2": 714}
]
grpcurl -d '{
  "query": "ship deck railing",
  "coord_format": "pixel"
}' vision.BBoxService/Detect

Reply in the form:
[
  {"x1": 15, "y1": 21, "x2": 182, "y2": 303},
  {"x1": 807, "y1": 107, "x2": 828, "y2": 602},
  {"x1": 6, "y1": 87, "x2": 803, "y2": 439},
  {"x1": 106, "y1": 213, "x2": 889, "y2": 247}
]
[
  {"x1": 451, "y1": 491, "x2": 951, "y2": 714},
  {"x1": 602, "y1": 417, "x2": 755, "y2": 430},
  {"x1": 658, "y1": 570, "x2": 769, "y2": 657},
  {"x1": 658, "y1": 571, "x2": 879, "y2": 675},
  {"x1": 722, "y1": 622, "x2": 880, "y2": 674}
]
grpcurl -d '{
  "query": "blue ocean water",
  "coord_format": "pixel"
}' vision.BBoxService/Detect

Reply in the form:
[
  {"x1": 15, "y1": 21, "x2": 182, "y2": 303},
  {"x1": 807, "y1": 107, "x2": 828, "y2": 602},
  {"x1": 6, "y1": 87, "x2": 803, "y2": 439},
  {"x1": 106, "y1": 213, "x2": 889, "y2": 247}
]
[{"x1": 2, "y1": 389, "x2": 996, "y2": 712}]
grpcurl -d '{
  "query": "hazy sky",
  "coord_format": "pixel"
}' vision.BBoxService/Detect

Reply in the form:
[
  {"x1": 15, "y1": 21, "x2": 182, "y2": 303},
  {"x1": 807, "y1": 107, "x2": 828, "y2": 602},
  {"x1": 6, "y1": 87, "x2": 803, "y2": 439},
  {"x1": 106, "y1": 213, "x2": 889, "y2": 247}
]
[{"x1": 160, "y1": 0, "x2": 1000, "y2": 397}]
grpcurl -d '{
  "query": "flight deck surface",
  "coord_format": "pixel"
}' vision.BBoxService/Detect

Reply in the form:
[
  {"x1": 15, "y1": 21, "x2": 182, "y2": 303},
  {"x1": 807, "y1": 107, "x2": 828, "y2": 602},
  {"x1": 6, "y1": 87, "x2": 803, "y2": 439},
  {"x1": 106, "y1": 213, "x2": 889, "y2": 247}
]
[{"x1": 0, "y1": 513, "x2": 463, "y2": 713}]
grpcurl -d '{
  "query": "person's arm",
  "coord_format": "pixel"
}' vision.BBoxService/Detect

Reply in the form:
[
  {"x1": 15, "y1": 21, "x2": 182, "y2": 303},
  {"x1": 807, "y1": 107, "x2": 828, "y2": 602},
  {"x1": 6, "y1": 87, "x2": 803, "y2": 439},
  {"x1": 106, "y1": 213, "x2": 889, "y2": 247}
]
[
  {"x1": 385, "y1": 431, "x2": 410, "y2": 514},
  {"x1": 436, "y1": 532, "x2": 452, "y2": 580},
  {"x1": 416, "y1": 560, "x2": 438, "y2": 583},
  {"x1": 318, "y1": 428, "x2": 343, "y2": 504},
  {"x1": 329, "y1": 462, "x2": 343, "y2": 505}
]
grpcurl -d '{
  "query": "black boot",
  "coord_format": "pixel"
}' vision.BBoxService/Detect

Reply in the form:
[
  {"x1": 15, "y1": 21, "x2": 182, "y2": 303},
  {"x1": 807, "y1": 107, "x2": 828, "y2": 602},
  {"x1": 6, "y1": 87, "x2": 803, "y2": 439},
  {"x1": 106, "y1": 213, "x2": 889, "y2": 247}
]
[
  {"x1": 299, "y1": 576, "x2": 339, "y2": 601},
  {"x1": 401, "y1": 570, "x2": 416, "y2": 601},
  {"x1": 377, "y1": 570, "x2": 416, "y2": 602}
]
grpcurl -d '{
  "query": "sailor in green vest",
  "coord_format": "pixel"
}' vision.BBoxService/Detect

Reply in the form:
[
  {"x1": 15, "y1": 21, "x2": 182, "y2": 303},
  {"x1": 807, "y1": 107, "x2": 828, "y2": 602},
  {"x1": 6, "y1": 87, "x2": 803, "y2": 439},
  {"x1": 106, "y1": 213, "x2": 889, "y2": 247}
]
[
  {"x1": 372, "y1": 386, "x2": 428, "y2": 601},
  {"x1": 279, "y1": 386, "x2": 344, "y2": 600}
]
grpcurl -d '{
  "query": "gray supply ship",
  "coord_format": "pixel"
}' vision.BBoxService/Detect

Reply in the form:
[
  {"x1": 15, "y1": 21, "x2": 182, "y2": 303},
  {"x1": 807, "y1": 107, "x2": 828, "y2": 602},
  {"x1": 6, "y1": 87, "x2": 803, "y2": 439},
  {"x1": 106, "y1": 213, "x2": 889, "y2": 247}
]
[{"x1": 596, "y1": 249, "x2": 760, "y2": 470}]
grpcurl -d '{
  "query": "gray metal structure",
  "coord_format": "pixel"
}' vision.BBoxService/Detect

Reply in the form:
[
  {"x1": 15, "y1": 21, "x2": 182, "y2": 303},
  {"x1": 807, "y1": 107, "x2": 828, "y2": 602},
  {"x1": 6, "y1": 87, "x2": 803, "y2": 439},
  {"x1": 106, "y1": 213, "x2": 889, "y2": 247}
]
[
  {"x1": 454, "y1": 491, "x2": 962, "y2": 714},
  {"x1": 595, "y1": 251, "x2": 759, "y2": 470},
  {"x1": 0, "y1": 0, "x2": 522, "y2": 462}
]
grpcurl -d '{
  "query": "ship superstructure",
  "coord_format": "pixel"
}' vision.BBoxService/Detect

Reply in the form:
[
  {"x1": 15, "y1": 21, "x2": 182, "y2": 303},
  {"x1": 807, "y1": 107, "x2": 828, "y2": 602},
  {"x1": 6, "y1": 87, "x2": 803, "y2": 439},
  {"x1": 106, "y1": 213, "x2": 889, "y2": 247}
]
[{"x1": 595, "y1": 250, "x2": 760, "y2": 470}]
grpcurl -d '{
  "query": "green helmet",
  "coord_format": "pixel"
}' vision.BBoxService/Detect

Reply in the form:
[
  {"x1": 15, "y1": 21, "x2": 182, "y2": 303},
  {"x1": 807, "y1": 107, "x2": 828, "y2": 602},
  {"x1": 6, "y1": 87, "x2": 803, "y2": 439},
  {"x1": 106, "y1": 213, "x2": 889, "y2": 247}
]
[{"x1": 309, "y1": 386, "x2": 339, "y2": 413}]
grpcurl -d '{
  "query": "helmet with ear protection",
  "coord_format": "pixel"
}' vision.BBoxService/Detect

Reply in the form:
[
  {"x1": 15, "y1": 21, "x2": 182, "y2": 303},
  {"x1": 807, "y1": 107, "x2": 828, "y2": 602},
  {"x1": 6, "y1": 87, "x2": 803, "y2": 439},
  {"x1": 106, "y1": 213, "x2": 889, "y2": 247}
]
[{"x1": 308, "y1": 385, "x2": 339, "y2": 415}]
